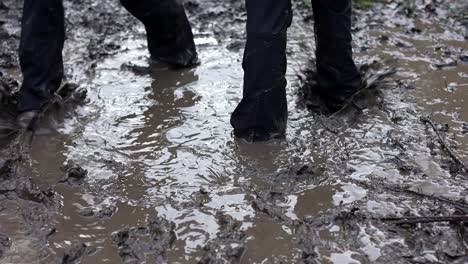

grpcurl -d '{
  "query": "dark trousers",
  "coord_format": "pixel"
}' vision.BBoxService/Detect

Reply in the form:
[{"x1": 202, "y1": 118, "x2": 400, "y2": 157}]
[
  {"x1": 231, "y1": 0, "x2": 362, "y2": 136},
  {"x1": 18, "y1": 0, "x2": 196, "y2": 112}
]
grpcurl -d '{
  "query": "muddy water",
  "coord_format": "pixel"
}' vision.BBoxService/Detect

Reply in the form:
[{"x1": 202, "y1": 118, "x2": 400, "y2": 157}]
[
  {"x1": 32, "y1": 33, "x2": 320, "y2": 262},
  {"x1": 1, "y1": 0, "x2": 468, "y2": 263},
  {"x1": 14, "y1": 16, "x2": 327, "y2": 261}
]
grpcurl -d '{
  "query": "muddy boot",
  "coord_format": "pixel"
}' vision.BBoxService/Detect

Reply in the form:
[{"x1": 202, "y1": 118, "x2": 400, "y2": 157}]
[
  {"x1": 312, "y1": 0, "x2": 362, "y2": 113},
  {"x1": 231, "y1": 0, "x2": 292, "y2": 142},
  {"x1": 146, "y1": 18, "x2": 199, "y2": 69},
  {"x1": 120, "y1": 0, "x2": 198, "y2": 68}
]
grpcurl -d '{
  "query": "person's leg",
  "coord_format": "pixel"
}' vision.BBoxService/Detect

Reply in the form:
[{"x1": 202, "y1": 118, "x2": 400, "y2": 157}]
[
  {"x1": 120, "y1": 0, "x2": 197, "y2": 68},
  {"x1": 18, "y1": 0, "x2": 65, "y2": 113},
  {"x1": 312, "y1": 0, "x2": 361, "y2": 104},
  {"x1": 230, "y1": 0, "x2": 292, "y2": 141}
]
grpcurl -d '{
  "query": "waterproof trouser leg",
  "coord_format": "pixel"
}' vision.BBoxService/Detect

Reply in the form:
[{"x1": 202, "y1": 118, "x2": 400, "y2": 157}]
[
  {"x1": 120, "y1": 0, "x2": 197, "y2": 67},
  {"x1": 18, "y1": 0, "x2": 65, "y2": 112},
  {"x1": 18, "y1": 0, "x2": 196, "y2": 112},
  {"x1": 313, "y1": 0, "x2": 362, "y2": 102},
  {"x1": 231, "y1": 0, "x2": 361, "y2": 136},
  {"x1": 230, "y1": 0, "x2": 292, "y2": 138}
]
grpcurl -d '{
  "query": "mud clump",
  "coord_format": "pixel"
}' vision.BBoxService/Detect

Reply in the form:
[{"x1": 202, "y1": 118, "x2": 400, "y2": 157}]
[
  {"x1": 59, "y1": 164, "x2": 88, "y2": 186},
  {"x1": 299, "y1": 58, "x2": 395, "y2": 116},
  {"x1": 55, "y1": 83, "x2": 88, "y2": 107},
  {"x1": 405, "y1": 226, "x2": 467, "y2": 263},
  {"x1": 251, "y1": 192, "x2": 292, "y2": 223},
  {"x1": 79, "y1": 204, "x2": 116, "y2": 219},
  {"x1": 0, "y1": 159, "x2": 14, "y2": 180},
  {"x1": 190, "y1": 188, "x2": 211, "y2": 207},
  {"x1": 295, "y1": 210, "x2": 364, "y2": 264},
  {"x1": 111, "y1": 216, "x2": 176, "y2": 263},
  {"x1": 0, "y1": 152, "x2": 56, "y2": 208},
  {"x1": 199, "y1": 213, "x2": 246, "y2": 264},
  {"x1": 0, "y1": 234, "x2": 11, "y2": 259},
  {"x1": 57, "y1": 242, "x2": 88, "y2": 264},
  {"x1": 0, "y1": 74, "x2": 18, "y2": 106},
  {"x1": 0, "y1": 74, "x2": 19, "y2": 137}
]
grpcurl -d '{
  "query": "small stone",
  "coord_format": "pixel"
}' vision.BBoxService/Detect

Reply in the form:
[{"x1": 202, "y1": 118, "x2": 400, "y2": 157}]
[
  {"x1": 79, "y1": 207, "x2": 94, "y2": 217},
  {"x1": 67, "y1": 166, "x2": 88, "y2": 180}
]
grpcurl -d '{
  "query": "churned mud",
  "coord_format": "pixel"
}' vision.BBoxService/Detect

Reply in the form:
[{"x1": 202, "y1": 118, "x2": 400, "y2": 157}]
[{"x1": 1, "y1": 0, "x2": 468, "y2": 263}]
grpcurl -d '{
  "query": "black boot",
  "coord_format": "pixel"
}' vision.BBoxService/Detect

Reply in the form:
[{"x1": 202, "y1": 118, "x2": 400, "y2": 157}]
[
  {"x1": 231, "y1": 0, "x2": 292, "y2": 142},
  {"x1": 312, "y1": 0, "x2": 362, "y2": 110},
  {"x1": 120, "y1": 0, "x2": 198, "y2": 68}
]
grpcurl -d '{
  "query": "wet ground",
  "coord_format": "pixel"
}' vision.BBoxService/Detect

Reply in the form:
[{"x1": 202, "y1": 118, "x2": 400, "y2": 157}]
[{"x1": 1, "y1": 0, "x2": 468, "y2": 263}]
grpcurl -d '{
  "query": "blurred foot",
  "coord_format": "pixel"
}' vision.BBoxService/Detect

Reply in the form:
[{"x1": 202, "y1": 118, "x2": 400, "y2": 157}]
[
  {"x1": 303, "y1": 81, "x2": 365, "y2": 115},
  {"x1": 320, "y1": 80, "x2": 368, "y2": 114},
  {"x1": 151, "y1": 49, "x2": 199, "y2": 69},
  {"x1": 0, "y1": 86, "x2": 4, "y2": 104},
  {"x1": 16, "y1": 110, "x2": 39, "y2": 130}
]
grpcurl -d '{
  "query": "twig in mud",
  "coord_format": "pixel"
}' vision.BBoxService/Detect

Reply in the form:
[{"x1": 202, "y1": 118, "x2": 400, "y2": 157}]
[
  {"x1": 328, "y1": 85, "x2": 374, "y2": 118},
  {"x1": 329, "y1": 68, "x2": 396, "y2": 118},
  {"x1": 351, "y1": 179, "x2": 468, "y2": 212},
  {"x1": 378, "y1": 215, "x2": 468, "y2": 225},
  {"x1": 421, "y1": 116, "x2": 468, "y2": 174},
  {"x1": 316, "y1": 68, "x2": 396, "y2": 135},
  {"x1": 317, "y1": 116, "x2": 340, "y2": 134}
]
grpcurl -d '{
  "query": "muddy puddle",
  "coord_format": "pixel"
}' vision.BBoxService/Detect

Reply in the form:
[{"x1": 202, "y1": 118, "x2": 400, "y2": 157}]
[{"x1": 1, "y1": 0, "x2": 468, "y2": 263}]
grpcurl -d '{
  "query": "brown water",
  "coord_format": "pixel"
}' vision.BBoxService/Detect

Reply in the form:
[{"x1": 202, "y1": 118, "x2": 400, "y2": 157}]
[{"x1": 1, "y1": 0, "x2": 468, "y2": 263}]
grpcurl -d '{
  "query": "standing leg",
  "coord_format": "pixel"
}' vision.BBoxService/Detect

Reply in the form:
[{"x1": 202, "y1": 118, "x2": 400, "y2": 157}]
[
  {"x1": 18, "y1": 0, "x2": 65, "y2": 113},
  {"x1": 120, "y1": 0, "x2": 197, "y2": 68},
  {"x1": 312, "y1": 0, "x2": 362, "y2": 103},
  {"x1": 230, "y1": 0, "x2": 292, "y2": 141}
]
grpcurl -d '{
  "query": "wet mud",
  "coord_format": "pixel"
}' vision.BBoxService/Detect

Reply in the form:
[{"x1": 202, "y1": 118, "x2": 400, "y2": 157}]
[
  {"x1": 1, "y1": 0, "x2": 468, "y2": 263},
  {"x1": 111, "y1": 216, "x2": 176, "y2": 263}
]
